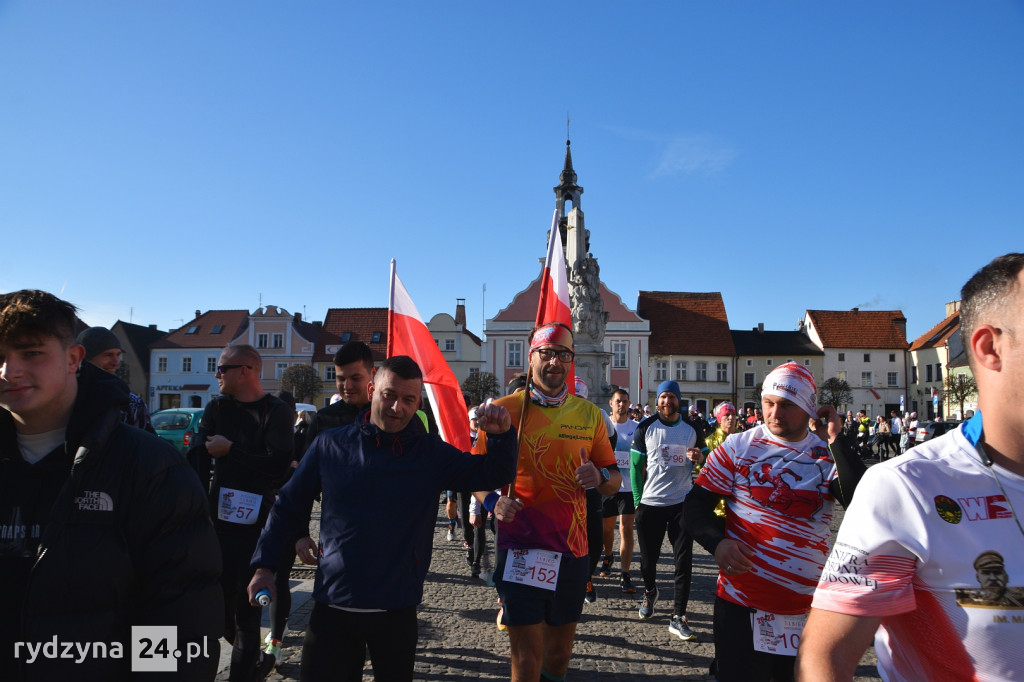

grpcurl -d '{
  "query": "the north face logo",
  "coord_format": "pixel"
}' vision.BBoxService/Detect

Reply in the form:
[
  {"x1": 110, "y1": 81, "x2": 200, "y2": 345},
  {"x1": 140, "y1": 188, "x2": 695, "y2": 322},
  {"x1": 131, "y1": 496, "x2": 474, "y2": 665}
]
[{"x1": 75, "y1": 491, "x2": 113, "y2": 512}]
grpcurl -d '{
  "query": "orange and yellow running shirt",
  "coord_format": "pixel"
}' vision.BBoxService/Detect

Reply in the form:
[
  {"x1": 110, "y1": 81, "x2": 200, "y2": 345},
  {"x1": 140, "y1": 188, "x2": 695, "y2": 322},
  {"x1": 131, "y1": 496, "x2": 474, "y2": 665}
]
[{"x1": 475, "y1": 393, "x2": 615, "y2": 558}]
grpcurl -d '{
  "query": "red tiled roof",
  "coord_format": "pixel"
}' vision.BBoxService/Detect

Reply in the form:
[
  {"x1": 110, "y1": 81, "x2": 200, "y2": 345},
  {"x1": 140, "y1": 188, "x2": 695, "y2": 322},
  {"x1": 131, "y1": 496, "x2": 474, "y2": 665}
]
[
  {"x1": 805, "y1": 310, "x2": 908, "y2": 349},
  {"x1": 314, "y1": 308, "x2": 389, "y2": 362},
  {"x1": 150, "y1": 310, "x2": 250, "y2": 349},
  {"x1": 909, "y1": 311, "x2": 960, "y2": 351},
  {"x1": 636, "y1": 292, "x2": 734, "y2": 356}
]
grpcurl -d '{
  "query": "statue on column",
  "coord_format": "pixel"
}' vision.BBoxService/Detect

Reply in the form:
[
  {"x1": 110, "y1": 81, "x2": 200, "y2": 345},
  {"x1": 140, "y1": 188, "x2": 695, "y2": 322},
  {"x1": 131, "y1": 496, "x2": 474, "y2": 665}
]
[{"x1": 569, "y1": 253, "x2": 609, "y2": 345}]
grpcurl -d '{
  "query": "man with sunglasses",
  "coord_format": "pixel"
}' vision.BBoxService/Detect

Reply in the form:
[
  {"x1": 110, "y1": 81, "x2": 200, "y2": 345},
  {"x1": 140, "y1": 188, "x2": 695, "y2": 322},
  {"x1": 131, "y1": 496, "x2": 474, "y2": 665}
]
[
  {"x1": 473, "y1": 322, "x2": 620, "y2": 682},
  {"x1": 188, "y1": 344, "x2": 293, "y2": 682}
]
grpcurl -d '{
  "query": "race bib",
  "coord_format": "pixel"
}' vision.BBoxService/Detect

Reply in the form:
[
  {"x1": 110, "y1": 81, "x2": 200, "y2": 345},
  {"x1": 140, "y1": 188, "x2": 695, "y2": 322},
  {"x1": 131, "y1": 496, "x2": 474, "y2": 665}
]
[
  {"x1": 614, "y1": 450, "x2": 630, "y2": 469},
  {"x1": 660, "y1": 444, "x2": 690, "y2": 468},
  {"x1": 502, "y1": 548, "x2": 561, "y2": 591},
  {"x1": 751, "y1": 609, "x2": 806, "y2": 656},
  {"x1": 217, "y1": 487, "x2": 262, "y2": 525}
]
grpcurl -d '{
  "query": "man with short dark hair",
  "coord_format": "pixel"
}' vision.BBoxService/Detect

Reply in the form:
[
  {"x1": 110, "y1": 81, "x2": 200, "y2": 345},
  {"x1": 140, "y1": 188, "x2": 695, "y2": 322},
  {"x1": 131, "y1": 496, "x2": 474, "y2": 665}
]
[
  {"x1": 0, "y1": 290, "x2": 221, "y2": 680},
  {"x1": 76, "y1": 325, "x2": 154, "y2": 433},
  {"x1": 188, "y1": 343, "x2": 293, "y2": 682},
  {"x1": 601, "y1": 388, "x2": 638, "y2": 594},
  {"x1": 631, "y1": 380, "x2": 703, "y2": 640},
  {"x1": 473, "y1": 323, "x2": 620, "y2": 682},
  {"x1": 248, "y1": 355, "x2": 518, "y2": 682},
  {"x1": 797, "y1": 253, "x2": 1024, "y2": 681}
]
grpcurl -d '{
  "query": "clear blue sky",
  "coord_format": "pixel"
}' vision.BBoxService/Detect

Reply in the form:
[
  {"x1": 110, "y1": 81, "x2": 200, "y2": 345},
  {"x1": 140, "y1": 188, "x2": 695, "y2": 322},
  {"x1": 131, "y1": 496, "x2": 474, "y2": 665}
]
[{"x1": 2, "y1": 2, "x2": 1021, "y2": 343}]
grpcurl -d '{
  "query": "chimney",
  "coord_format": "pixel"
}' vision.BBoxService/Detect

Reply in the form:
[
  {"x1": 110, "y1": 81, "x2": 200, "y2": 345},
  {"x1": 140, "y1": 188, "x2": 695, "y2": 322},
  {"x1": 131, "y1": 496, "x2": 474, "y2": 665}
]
[
  {"x1": 851, "y1": 307, "x2": 859, "y2": 312},
  {"x1": 455, "y1": 298, "x2": 467, "y2": 327},
  {"x1": 195, "y1": 309, "x2": 201, "y2": 319},
  {"x1": 758, "y1": 322, "x2": 764, "y2": 334},
  {"x1": 294, "y1": 312, "x2": 302, "y2": 323},
  {"x1": 149, "y1": 324, "x2": 157, "y2": 330},
  {"x1": 945, "y1": 300, "x2": 961, "y2": 318}
]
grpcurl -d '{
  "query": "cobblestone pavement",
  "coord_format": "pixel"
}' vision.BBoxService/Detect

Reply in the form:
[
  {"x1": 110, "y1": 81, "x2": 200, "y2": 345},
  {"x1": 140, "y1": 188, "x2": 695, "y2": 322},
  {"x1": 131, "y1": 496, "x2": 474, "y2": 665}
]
[{"x1": 218, "y1": 498, "x2": 882, "y2": 681}]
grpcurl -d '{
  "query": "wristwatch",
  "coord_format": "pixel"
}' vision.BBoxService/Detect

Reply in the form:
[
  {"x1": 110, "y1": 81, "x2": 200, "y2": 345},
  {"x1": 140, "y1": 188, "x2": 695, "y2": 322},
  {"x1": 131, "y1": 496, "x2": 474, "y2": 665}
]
[{"x1": 598, "y1": 467, "x2": 611, "y2": 485}]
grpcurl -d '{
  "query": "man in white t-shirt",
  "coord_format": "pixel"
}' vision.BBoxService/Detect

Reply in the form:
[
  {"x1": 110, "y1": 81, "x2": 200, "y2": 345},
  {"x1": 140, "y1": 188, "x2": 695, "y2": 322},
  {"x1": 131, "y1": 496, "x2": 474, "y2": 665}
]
[
  {"x1": 600, "y1": 388, "x2": 639, "y2": 594},
  {"x1": 797, "y1": 252, "x2": 1024, "y2": 682}
]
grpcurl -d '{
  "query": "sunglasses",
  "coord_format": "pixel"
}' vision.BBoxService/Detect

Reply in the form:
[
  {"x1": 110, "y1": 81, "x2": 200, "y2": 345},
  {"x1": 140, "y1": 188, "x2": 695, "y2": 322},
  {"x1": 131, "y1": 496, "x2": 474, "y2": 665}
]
[{"x1": 216, "y1": 364, "x2": 251, "y2": 374}]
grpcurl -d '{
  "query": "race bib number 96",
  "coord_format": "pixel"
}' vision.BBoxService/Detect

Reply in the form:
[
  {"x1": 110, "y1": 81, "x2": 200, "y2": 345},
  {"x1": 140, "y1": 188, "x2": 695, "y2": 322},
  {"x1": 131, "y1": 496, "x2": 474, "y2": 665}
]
[{"x1": 502, "y1": 549, "x2": 561, "y2": 591}]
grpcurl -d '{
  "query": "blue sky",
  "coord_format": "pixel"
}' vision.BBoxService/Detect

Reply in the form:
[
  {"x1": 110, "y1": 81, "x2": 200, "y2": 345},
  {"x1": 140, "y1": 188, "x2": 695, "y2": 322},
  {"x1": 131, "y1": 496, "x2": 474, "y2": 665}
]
[{"x1": 1, "y1": 2, "x2": 1021, "y2": 343}]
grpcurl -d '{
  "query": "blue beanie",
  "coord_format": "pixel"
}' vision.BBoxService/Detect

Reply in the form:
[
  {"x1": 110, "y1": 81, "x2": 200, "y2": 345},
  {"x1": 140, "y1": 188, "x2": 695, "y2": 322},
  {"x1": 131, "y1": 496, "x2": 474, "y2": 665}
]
[{"x1": 656, "y1": 380, "x2": 681, "y2": 399}]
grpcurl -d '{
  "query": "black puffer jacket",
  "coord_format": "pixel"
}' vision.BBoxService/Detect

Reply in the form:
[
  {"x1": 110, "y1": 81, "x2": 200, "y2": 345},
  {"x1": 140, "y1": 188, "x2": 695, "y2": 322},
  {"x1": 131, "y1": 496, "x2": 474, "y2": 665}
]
[{"x1": 0, "y1": 363, "x2": 223, "y2": 681}]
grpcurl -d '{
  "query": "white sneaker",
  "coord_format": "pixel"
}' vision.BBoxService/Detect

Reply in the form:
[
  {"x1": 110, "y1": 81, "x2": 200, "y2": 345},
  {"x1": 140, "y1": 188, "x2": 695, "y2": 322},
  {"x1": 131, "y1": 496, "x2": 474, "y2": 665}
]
[
  {"x1": 668, "y1": 614, "x2": 697, "y2": 641},
  {"x1": 446, "y1": 527, "x2": 455, "y2": 541}
]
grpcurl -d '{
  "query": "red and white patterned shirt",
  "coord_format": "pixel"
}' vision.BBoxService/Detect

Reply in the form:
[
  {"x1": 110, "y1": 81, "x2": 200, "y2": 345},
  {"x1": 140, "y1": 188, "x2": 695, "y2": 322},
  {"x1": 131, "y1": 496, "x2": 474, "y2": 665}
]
[{"x1": 695, "y1": 424, "x2": 837, "y2": 614}]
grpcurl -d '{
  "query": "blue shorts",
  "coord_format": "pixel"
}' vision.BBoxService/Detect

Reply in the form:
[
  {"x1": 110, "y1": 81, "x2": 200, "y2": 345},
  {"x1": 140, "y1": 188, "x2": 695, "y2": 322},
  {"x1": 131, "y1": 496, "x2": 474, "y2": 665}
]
[{"x1": 494, "y1": 549, "x2": 589, "y2": 627}]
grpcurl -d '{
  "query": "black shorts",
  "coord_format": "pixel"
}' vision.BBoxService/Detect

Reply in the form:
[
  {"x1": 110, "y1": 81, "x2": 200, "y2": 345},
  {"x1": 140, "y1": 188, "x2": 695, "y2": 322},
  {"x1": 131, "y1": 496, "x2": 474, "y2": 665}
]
[
  {"x1": 494, "y1": 549, "x2": 589, "y2": 627},
  {"x1": 602, "y1": 491, "x2": 636, "y2": 518}
]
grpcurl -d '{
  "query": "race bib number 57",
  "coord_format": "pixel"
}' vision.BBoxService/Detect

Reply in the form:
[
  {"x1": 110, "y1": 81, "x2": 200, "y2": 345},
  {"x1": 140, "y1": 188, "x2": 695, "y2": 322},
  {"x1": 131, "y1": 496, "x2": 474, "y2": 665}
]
[
  {"x1": 218, "y1": 487, "x2": 262, "y2": 525},
  {"x1": 502, "y1": 549, "x2": 561, "y2": 591}
]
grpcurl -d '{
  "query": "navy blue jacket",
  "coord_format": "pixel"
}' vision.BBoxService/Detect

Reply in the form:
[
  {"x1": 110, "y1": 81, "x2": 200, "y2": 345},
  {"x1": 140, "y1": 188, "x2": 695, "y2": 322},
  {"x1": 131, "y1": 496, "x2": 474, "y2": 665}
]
[{"x1": 251, "y1": 417, "x2": 517, "y2": 610}]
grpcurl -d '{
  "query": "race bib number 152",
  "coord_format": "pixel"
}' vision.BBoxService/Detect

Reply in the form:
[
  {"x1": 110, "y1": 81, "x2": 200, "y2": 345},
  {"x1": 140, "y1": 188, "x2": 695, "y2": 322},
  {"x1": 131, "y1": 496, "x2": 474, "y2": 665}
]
[{"x1": 502, "y1": 549, "x2": 561, "y2": 591}]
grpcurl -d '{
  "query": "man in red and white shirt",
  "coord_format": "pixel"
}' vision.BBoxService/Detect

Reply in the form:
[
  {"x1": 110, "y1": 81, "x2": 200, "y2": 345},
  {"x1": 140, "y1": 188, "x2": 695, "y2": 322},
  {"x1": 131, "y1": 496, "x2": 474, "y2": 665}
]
[
  {"x1": 797, "y1": 253, "x2": 1024, "y2": 682},
  {"x1": 684, "y1": 362, "x2": 864, "y2": 681}
]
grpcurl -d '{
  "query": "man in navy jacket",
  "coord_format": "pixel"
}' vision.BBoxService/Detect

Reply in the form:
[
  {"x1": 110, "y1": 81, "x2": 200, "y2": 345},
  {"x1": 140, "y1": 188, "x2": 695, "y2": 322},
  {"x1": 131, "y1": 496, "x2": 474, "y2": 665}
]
[{"x1": 248, "y1": 355, "x2": 517, "y2": 682}]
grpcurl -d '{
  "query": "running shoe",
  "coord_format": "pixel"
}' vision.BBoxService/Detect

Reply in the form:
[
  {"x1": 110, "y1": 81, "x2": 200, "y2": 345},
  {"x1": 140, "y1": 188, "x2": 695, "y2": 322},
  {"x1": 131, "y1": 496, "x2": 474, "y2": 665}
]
[
  {"x1": 496, "y1": 607, "x2": 507, "y2": 632},
  {"x1": 253, "y1": 652, "x2": 276, "y2": 681},
  {"x1": 584, "y1": 579, "x2": 597, "y2": 604},
  {"x1": 599, "y1": 556, "x2": 613, "y2": 577},
  {"x1": 446, "y1": 526, "x2": 455, "y2": 542},
  {"x1": 638, "y1": 588, "x2": 657, "y2": 620},
  {"x1": 668, "y1": 614, "x2": 697, "y2": 641},
  {"x1": 620, "y1": 572, "x2": 634, "y2": 594}
]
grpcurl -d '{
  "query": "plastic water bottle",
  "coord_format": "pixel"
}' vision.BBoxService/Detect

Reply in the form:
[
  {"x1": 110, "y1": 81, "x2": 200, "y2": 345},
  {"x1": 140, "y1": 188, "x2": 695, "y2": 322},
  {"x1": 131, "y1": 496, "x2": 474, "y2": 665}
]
[{"x1": 255, "y1": 588, "x2": 272, "y2": 606}]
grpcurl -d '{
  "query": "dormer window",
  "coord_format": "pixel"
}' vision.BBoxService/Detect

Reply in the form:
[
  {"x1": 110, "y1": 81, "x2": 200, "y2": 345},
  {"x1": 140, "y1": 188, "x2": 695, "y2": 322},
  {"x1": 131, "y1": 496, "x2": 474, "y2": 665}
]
[{"x1": 186, "y1": 325, "x2": 199, "y2": 335}]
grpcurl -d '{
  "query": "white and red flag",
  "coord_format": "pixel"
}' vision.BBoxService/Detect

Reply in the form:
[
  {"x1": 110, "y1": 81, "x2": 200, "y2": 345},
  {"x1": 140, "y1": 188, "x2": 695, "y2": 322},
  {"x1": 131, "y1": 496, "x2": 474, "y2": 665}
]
[
  {"x1": 387, "y1": 260, "x2": 471, "y2": 452},
  {"x1": 534, "y1": 209, "x2": 575, "y2": 394}
]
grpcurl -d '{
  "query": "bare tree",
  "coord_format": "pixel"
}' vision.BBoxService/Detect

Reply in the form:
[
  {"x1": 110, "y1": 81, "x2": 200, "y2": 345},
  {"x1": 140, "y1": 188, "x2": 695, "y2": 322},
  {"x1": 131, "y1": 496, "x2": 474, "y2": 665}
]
[
  {"x1": 280, "y1": 364, "x2": 321, "y2": 404},
  {"x1": 461, "y1": 371, "x2": 501, "y2": 406},
  {"x1": 943, "y1": 372, "x2": 978, "y2": 420},
  {"x1": 819, "y1": 378, "x2": 853, "y2": 410}
]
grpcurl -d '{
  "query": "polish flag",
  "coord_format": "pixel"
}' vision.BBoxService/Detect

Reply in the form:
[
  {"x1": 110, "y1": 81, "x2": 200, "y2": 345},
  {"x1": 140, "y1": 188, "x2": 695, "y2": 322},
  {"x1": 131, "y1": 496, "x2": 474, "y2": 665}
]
[
  {"x1": 388, "y1": 260, "x2": 471, "y2": 452},
  {"x1": 535, "y1": 209, "x2": 575, "y2": 394}
]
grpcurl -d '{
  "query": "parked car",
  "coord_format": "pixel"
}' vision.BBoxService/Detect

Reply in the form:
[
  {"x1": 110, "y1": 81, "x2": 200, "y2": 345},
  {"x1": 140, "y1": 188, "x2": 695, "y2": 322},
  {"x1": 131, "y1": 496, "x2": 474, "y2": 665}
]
[
  {"x1": 152, "y1": 407, "x2": 204, "y2": 454},
  {"x1": 914, "y1": 420, "x2": 962, "y2": 445},
  {"x1": 295, "y1": 403, "x2": 318, "y2": 414}
]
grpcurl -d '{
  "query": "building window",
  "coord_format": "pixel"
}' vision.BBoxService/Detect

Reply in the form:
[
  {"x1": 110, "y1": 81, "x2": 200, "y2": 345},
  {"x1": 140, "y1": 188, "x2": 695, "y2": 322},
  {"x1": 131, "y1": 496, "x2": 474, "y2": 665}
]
[
  {"x1": 275, "y1": 362, "x2": 288, "y2": 380},
  {"x1": 889, "y1": 353, "x2": 896, "y2": 362},
  {"x1": 257, "y1": 333, "x2": 268, "y2": 349},
  {"x1": 158, "y1": 357, "x2": 167, "y2": 372},
  {"x1": 926, "y1": 365, "x2": 933, "y2": 382},
  {"x1": 444, "y1": 339, "x2": 455, "y2": 352},
  {"x1": 325, "y1": 366, "x2": 336, "y2": 381},
  {"x1": 838, "y1": 353, "x2": 845, "y2": 362},
  {"x1": 341, "y1": 332, "x2": 352, "y2": 343},
  {"x1": 468, "y1": 367, "x2": 479, "y2": 375},
  {"x1": 675, "y1": 361, "x2": 687, "y2": 381},
  {"x1": 273, "y1": 333, "x2": 284, "y2": 349},
  {"x1": 864, "y1": 353, "x2": 871, "y2": 362},
  {"x1": 507, "y1": 341, "x2": 522, "y2": 368},
  {"x1": 371, "y1": 331, "x2": 382, "y2": 343},
  {"x1": 612, "y1": 342, "x2": 628, "y2": 369},
  {"x1": 861, "y1": 371, "x2": 872, "y2": 387},
  {"x1": 836, "y1": 370, "x2": 847, "y2": 382},
  {"x1": 887, "y1": 372, "x2": 898, "y2": 387},
  {"x1": 744, "y1": 372, "x2": 755, "y2": 388},
  {"x1": 716, "y1": 362, "x2": 727, "y2": 382},
  {"x1": 206, "y1": 357, "x2": 217, "y2": 373},
  {"x1": 746, "y1": 359, "x2": 753, "y2": 367},
  {"x1": 655, "y1": 361, "x2": 668, "y2": 381},
  {"x1": 936, "y1": 362, "x2": 942, "y2": 378},
  {"x1": 804, "y1": 358, "x2": 810, "y2": 366},
  {"x1": 912, "y1": 366, "x2": 918, "y2": 383},
  {"x1": 696, "y1": 362, "x2": 708, "y2": 382},
  {"x1": 211, "y1": 324, "x2": 224, "y2": 334},
  {"x1": 186, "y1": 325, "x2": 199, "y2": 335},
  {"x1": 765, "y1": 359, "x2": 773, "y2": 367},
  {"x1": 182, "y1": 356, "x2": 192, "y2": 373}
]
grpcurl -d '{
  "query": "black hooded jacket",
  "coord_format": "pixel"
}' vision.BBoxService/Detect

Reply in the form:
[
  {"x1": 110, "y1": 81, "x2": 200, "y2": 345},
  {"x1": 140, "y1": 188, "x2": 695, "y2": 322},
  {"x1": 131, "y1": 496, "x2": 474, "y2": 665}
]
[{"x1": 0, "y1": 363, "x2": 223, "y2": 681}]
